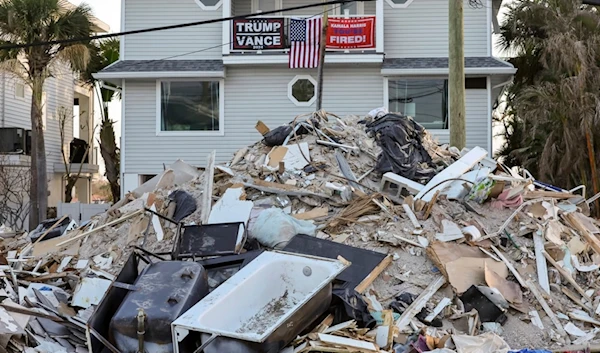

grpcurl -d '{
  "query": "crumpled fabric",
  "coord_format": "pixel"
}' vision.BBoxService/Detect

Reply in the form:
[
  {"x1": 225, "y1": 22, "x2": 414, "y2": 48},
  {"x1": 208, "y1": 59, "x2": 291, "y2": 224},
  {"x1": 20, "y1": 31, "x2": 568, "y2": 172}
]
[
  {"x1": 491, "y1": 188, "x2": 524, "y2": 209},
  {"x1": 331, "y1": 288, "x2": 377, "y2": 329},
  {"x1": 365, "y1": 113, "x2": 436, "y2": 182},
  {"x1": 248, "y1": 208, "x2": 316, "y2": 249},
  {"x1": 452, "y1": 332, "x2": 511, "y2": 353}
]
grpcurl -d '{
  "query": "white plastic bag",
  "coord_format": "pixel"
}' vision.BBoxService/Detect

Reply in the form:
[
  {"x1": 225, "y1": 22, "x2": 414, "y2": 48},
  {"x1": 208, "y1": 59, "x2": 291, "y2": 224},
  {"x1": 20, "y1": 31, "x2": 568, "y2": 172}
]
[{"x1": 249, "y1": 208, "x2": 316, "y2": 249}]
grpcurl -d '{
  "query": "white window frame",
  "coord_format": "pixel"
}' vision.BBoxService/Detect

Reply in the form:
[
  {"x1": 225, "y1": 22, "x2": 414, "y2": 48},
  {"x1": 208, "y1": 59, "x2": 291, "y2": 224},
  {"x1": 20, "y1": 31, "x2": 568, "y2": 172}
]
[
  {"x1": 288, "y1": 75, "x2": 317, "y2": 107},
  {"x1": 251, "y1": 0, "x2": 283, "y2": 14},
  {"x1": 385, "y1": 0, "x2": 414, "y2": 9},
  {"x1": 384, "y1": 76, "x2": 450, "y2": 135},
  {"x1": 14, "y1": 82, "x2": 25, "y2": 99},
  {"x1": 333, "y1": 2, "x2": 364, "y2": 16},
  {"x1": 155, "y1": 79, "x2": 225, "y2": 137},
  {"x1": 194, "y1": 0, "x2": 222, "y2": 11}
]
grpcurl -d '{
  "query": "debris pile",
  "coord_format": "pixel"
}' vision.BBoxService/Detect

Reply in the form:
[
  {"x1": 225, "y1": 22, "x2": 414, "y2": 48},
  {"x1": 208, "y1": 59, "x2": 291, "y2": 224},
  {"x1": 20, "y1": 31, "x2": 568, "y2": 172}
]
[{"x1": 1, "y1": 109, "x2": 600, "y2": 352}]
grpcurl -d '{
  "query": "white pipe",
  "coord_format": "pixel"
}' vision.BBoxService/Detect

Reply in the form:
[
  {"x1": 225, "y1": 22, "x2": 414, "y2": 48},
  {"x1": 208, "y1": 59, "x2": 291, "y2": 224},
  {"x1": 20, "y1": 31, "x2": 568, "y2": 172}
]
[{"x1": 492, "y1": 79, "x2": 513, "y2": 89}]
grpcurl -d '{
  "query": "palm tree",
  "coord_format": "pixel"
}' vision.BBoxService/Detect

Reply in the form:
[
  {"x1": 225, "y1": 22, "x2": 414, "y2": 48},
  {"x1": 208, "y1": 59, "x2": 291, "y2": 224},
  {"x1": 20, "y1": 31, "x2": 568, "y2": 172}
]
[
  {"x1": 82, "y1": 38, "x2": 120, "y2": 202},
  {"x1": 496, "y1": 0, "x2": 600, "y2": 199},
  {"x1": 0, "y1": 0, "x2": 93, "y2": 228}
]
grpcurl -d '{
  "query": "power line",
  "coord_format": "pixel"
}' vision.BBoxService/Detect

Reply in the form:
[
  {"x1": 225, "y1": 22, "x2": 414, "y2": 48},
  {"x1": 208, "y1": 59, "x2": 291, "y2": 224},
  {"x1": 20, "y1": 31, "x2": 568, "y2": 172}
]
[{"x1": 0, "y1": 0, "x2": 372, "y2": 50}]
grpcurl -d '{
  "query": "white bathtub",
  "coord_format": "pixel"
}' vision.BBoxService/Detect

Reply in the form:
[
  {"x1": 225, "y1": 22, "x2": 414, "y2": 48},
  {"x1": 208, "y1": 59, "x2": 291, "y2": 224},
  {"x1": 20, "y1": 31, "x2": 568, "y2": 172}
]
[{"x1": 171, "y1": 251, "x2": 348, "y2": 353}]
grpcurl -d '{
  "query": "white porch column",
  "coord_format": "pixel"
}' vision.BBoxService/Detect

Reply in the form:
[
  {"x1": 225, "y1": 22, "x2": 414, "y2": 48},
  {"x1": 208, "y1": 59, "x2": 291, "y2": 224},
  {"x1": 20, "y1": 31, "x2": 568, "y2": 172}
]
[
  {"x1": 376, "y1": 0, "x2": 384, "y2": 53},
  {"x1": 223, "y1": 0, "x2": 231, "y2": 55}
]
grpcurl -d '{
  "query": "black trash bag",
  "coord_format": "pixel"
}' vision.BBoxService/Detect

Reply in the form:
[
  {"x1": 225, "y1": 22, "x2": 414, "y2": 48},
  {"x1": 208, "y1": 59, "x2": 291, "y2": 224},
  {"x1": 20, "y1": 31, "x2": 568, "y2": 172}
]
[
  {"x1": 390, "y1": 292, "x2": 442, "y2": 327},
  {"x1": 168, "y1": 190, "x2": 197, "y2": 222},
  {"x1": 331, "y1": 288, "x2": 377, "y2": 329},
  {"x1": 365, "y1": 113, "x2": 437, "y2": 183},
  {"x1": 263, "y1": 125, "x2": 293, "y2": 147}
]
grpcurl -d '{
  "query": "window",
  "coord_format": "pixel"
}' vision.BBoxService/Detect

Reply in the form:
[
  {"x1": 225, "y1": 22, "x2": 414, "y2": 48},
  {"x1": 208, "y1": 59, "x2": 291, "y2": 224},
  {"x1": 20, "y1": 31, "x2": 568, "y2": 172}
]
[
  {"x1": 385, "y1": 0, "x2": 414, "y2": 8},
  {"x1": 158, "y1": 81, "x2": 222, "y2": 134},
  {"x1": 15, "y1": 83, "x2": 25, "y2": 98},
  {"x1": 252, "y1": 0, "x2": 282, "y2": 13},
  {"x1": 194, "y1": 0, "x2": 222, "y2": 10},
  {"x1": 139, "y1": 174, "x2": 157, "y2": 184},
  {"x1": 388, "y1": 79, "x2": 448, "y2": 130},
  {"x1": 288, "y1": 75, "x2": 317, "y2": 107}
]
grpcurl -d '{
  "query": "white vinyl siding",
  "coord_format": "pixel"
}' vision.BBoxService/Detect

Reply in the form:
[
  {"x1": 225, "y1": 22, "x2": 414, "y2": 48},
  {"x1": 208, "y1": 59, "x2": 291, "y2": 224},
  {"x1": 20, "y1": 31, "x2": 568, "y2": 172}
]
[
  {"x1": 464, "y1": 88, "x2": 488, "y2": 150},
  {"x1": 122, "y1": 66, "x2": 383, "y2": 173},
  {"x1": 384, "y1": 0, "x2": 488, "y2": 58},
  {"x1": 123, "y1": 0, "x2": 222, "y2": 60}
]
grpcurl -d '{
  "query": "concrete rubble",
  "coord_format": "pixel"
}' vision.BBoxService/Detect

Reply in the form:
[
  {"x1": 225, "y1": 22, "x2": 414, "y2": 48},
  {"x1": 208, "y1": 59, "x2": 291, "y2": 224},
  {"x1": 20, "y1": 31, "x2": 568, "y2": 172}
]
[{"x1": 1, "y1": 110, "x2": 600, "y2": 352}]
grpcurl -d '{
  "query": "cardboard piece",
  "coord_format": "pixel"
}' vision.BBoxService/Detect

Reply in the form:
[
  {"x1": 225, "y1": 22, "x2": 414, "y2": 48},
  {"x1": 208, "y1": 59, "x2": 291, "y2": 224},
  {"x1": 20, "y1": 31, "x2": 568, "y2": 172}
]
[
  {"x1": 484, "y1": 263, "x2": 523, "y2": 304},
  {"x1": 426, "y1": 241, "x2": 488, "y2": 279},
  {"x1": 568, "y1": 236, "x2": 587, "y2": 255},
  {"x1": 446, "y1": 257, "x2": 509, "y2": 294},
  {"x1": 31, "y1": 234, "x2": 81, "y2": 258},
  {"x1": 267, "y1": 146, "x2": 289, "y2": 168},
  {"x1": 255, "y1": 120, "x2": 270, "y2": 136}
]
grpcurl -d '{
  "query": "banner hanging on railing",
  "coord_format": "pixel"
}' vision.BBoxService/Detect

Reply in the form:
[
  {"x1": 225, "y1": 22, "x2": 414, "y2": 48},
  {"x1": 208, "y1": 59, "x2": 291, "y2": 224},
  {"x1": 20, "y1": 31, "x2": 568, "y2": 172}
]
[
  {"x1": 326, "y1": 16, "x2": 375, "y2": 50},
  {"x1": 232, "y1": 18, "x2": 286, "y2": 50}
]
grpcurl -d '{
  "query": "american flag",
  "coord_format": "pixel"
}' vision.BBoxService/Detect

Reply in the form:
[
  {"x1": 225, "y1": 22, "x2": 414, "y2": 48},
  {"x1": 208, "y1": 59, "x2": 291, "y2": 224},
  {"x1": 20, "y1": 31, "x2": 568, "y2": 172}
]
[{"x1": 289, "y1": 16, "x2": 322, "y2": 69}]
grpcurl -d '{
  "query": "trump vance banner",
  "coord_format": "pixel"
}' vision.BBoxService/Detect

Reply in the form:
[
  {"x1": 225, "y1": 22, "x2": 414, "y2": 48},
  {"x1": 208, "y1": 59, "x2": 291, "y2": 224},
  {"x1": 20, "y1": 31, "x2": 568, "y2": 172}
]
[
  {"x1": 232, "y1": 18, "x2": 285, "y2": 50},
  {"x1": 326, "y1": 17, "x2": 375, "y2": 50}
]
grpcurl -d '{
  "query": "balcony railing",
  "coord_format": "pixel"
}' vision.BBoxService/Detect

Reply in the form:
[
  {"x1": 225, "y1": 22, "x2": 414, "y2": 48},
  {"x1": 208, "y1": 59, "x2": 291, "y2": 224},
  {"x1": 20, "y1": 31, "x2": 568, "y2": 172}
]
[{"x1": 229, "y1": 15, "x2": 376, "y2": 54}]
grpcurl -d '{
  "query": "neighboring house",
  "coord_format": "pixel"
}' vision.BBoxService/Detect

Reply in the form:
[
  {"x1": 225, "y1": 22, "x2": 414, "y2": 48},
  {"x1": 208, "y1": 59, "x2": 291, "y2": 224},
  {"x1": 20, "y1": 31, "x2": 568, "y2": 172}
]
[
  {"x1": 0, "y1": 5, "x2": 110, "y2": 220},
  {"x1": 95, "y1": 0, "x2": 516, "y2": 198}
]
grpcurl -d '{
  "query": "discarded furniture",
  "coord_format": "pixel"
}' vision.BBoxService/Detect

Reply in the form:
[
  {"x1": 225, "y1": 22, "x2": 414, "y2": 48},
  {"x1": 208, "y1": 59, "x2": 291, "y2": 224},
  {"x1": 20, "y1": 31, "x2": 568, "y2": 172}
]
[
  {"x1": 283, "y1": 234, "x2": 387, "y2": 289},
  {"x1": 171, "y1": 251, "x2": 348, "y2": 353},
  {"x1": 172, "y1": 222, "x2": 246, "y2": 259}
]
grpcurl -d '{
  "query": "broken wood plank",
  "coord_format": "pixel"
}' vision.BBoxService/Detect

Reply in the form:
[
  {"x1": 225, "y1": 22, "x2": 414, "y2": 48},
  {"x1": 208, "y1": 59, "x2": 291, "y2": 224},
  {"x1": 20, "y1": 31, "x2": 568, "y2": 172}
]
[
  {"x1": 543, "y1": 251, "x2": 592, "y2": 303},
  {"x1": 335, "y1": 150, "x2": 364, "y2": 192},
  {"x1": 562, "y1": 287, "x2": 592, "y2": 313},
  {"x1": 424, "y1": 297, "x2": 452, "y2": 322},
  {"x1": 56, "y1": 209, "x2": 144, "y2": 247},
  {"x1": 395, "y1": 276, "x2": 446, "y2": 329},
  {"x1": 23, "y1": 272, "x2": 71, "y2": 282},
  {"x1": 533, "y1": 232, "x2": 550, "y2": 294},
  {"x1": 323, "y1": 320, "x2": 356, "y2": 334},
  {"x1": 255, "y1": 120, "x2": 270, "y2": 136},
  {"x1": 201, "y1": 150, "x2": 217, "y2": 224},
  {"x1": 317, "y1": 333, "x2": 378, "y2": 351},
  {"x1": 423, "y1": 191, "x2": 439, "y2": 220},
  {"x1": 569, "y1": 310, "x2": 600, "y2": 326},
  {"x1": 243, "y1": 182, "x2": 331, "y2": 199},
  {"x1": 355, "y1": 255, "x2": 392, "y2": 294},
  {"x1": 393, "y1": 235, "x2": 426, "y2": 248},
  {"x1": 524, "y1": 191, "x2": 575, "y2": 199},
  {"x1": 490, "y1": 245, "x2": 528, "y2": 289},
  {"x1": 565, "y1": 212, "x2": 600, "y2": 255},
  {"x1": 382, "y1": 310, "x2": 394, "y2": 350},
  {"x1": 293, "y1": 207, "x2": 329, "y2": 220},
  {"x1": 33, "y1": 215, "x2": 69, "y2": 246},
  {"x1": 526, "y1": 279, "x2": 567, "y2": 337},
  {"x1": 402, "y1": 204, "x2": 421, "y2": 230}
]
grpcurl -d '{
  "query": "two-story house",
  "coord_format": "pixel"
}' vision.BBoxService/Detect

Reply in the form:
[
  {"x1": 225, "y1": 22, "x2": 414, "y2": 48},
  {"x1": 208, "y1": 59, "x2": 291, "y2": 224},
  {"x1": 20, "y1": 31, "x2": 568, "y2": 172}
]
[
  {"x1": 0, "y1": 4, "x2": 110, "y2": 218},
  {"x1": 94, "y1": 0, "x2": 515, "y2": 198}
]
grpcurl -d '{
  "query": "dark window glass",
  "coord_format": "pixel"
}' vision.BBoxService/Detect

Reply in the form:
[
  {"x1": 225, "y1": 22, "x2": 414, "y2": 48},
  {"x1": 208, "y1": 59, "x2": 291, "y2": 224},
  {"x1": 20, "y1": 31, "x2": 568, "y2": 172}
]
[
  {"x1": 388, "y1": 79, "x2": 449, "y2": 129},
  {"x1": 160, "y1": 81, "x2": 220, "y2": 132}
]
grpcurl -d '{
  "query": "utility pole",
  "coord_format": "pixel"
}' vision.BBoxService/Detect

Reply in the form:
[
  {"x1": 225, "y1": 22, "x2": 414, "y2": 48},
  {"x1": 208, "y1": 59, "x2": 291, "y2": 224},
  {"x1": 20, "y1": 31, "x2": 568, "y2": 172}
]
[
  {"x1": 449, "y1": 0, "x2": 466, "y2": 149},
  {"x1": 316, "y1": 10, "x2": 328, "y2": 110}
]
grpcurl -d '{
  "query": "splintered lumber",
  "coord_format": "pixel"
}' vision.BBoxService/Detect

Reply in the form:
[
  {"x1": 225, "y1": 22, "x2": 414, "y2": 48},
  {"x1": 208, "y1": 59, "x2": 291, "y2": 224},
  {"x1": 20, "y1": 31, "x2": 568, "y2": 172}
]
[
  {"x1": 402, "y1": 204, "x2": 421, "y2": 230},
  {"x1": 243, "y1": 181, "x2": 331, "y2": 199},
  {"x1": 317, "y1": 333, "x2": 378, "y2": 351},
  {"x1": 490, "y1": 245, "x2": 528, "y2": 289},
  {"x1": 382, "y1": 310, "x2": 394, "y2": 350},
  {"x1": 56, "y1": 209, "x2": 144, "y2": 247},
  {"x1": 424, "y1": 297, "x2": 452, "y2": 322},
  {"x1": 201, "y1": 151, "x2": 216, "y2": 224},
  {"x1": 533, "y1": 232, "x2": 550, "y2": 294},
  {"x1": 33, "y1": 215, "x2": 69, "y2": 246},
  {"x1": 526, "y1": 279, "x2": 567, "y2": 337},
  {"x1": 565, "y1": 213, "x2": 600, "y2": 255},
  {"x1": 355, "y1": 255, "x2": 393, "y2": 294},
  {"x1": 524, "y1": 191, "x2": 575, "y2": 199},
  {"x1": 395, "y1": 276, "x2": 446, "y2": 329},
  {"x1": 562, "y1": 287, "x2": 592, "y2": 313},
  {"x1": 543, "y1": 251, "x2": 592, "y2": 303}
]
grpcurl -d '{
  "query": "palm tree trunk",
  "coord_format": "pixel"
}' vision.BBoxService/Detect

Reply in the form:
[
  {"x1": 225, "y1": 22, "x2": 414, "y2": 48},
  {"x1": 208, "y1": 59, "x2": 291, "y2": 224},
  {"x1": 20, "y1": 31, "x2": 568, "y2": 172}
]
[
  {"x1": 99, "y1": 106, "x2": 120, "y2": 202},
  {"x1": 29, "y1": 76, "x2": 48, "y2": 228}
]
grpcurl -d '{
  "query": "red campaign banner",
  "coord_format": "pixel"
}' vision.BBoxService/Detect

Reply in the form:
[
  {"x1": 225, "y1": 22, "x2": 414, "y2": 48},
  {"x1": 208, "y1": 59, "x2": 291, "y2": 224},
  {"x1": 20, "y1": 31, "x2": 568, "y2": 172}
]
[{"x1": 326, "y1": 17, "x2": 375, "y2": 50}]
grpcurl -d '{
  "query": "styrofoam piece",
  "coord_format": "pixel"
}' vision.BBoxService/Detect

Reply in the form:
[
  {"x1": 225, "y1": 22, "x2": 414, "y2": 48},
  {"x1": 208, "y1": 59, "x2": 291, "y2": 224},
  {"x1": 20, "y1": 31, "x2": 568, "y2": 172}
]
[
  {"x1": 443, "y1": 167, "x2": 491, "y2": 200},
  {"x1": 416, "y1": 146, "x2": 488, "y2": 202},
  {"x1": 208, "y1": 187, "x2": 254, "y2": 246},
  {"x1": 71, "y1": 277, "x2": 112, "y2": 309},
  {"x1": 172, "y1": 251, "x2": 347, "y2": 346}
]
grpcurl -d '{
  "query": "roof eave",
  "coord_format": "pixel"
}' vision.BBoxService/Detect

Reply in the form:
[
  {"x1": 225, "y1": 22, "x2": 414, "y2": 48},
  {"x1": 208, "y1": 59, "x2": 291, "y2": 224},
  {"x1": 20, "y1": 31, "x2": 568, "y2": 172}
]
[
  {"x1": 93, "y1": 70, "x2": 226, "y2": 80},
  {"x1": 380, "y1": 67, "x2": 517, "y2": 76}
]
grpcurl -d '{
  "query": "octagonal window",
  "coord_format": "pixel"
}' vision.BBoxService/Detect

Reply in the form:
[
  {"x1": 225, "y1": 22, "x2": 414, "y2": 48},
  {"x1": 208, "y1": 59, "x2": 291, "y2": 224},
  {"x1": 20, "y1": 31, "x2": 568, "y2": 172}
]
[
  {"x1": 195, "y1": 0, "x2": 222, "y2": 10},
  {"x1": 288, "y1": 75, "x2": 317, "y2": 106}
]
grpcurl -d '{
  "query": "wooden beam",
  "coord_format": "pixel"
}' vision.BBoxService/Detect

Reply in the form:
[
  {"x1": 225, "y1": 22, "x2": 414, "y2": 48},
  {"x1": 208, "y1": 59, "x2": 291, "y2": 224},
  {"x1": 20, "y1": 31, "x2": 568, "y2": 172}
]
[
  {"x1": 395, "y1": 276, "x2": 446, "y2": 329},
  {"x1": 524, "y1": 191, "x2": 575, "y2": 199},
  {"x1": 490, "y1": 245, "x2": 528, "y2": 289},
  {"x1": 355, "y1": 255, "x2": 393, "y2": 294},
  {"x1": 200, "y1": 150, "x2": 216, "y2": 224},
  {"x1": 317, "y1": 333, "x2": 377, "y2": 351},
  {"x1": 543, "y1": 251, "x2": 592, "y2": 303},
  {"x1": 526, "y1": 279, "x2": 567, "y2": 337},
  {"x1": 565, "y1": 212, "x2": 600, "y2": 255},
  {"x1": 56, "y1": 209, "x2": 144, "y2": 247},
  {"x1": 402, "y1": 204, "x2": 421, "y2": 230},
  {"x1": 243, "y1": 182, "x2": 331, "y2": 199}
]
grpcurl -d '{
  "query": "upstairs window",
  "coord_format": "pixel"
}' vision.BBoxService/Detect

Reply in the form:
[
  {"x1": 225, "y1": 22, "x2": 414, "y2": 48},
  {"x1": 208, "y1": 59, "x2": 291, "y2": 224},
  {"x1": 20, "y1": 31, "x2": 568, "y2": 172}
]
[
  {"x1": 288, "y1": 75, "x2": 317, "y2": 107},
  {"x1": 385, "y1": 0, "x2": 414, "y2": 8},
  {"x1": 15, "y1": 83, "x2": 25, "y2": 98},
  {"x1": 388, "y1": 79, "x2": 448, "y2": 130},
  {"x1": 252, "y1": 0, "x2": 282, "y2": 14},
  {"x1": 159, "y1": 81, "x2": 222, "y2": 135}
]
